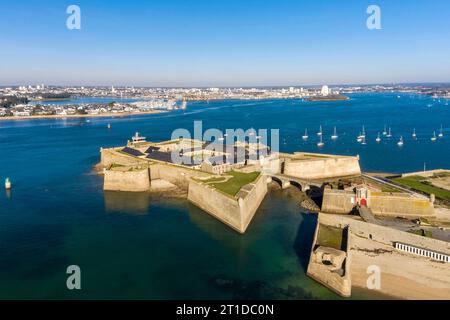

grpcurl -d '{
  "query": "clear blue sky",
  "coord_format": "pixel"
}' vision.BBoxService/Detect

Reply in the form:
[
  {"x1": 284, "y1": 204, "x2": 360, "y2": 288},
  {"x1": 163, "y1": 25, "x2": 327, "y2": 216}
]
[{"x1": 0, "y1": 0, "x2": 449, "y2": 87}]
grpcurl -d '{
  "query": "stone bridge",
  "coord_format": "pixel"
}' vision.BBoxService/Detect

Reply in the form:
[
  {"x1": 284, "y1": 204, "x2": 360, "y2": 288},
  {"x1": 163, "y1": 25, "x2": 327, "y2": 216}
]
[{"x1": 266, "y1": 173, "x2": 324, "y2": 191}]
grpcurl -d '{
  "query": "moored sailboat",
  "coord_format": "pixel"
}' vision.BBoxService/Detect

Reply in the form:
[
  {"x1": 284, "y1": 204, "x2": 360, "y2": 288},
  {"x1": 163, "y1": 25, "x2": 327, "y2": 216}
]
[{"x1": 331, "y1": 127, "x2": 338, "y2": 140}]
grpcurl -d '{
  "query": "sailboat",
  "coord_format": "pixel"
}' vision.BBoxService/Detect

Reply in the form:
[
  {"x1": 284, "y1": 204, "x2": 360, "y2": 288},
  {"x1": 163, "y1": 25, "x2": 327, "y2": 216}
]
[
  {"x1": 386, "y1": 127, "x2": 392, "y2": 138},
  {"x1": 361, "y1": 136, "x2": 367, "y2": 145},
  {"x1": 317, "y1": 135, "x2": 324, "y2": 148},
  {"x1": 397, "y1": 136, "x2": 404, "y2": 147},
  {"x1": 331, "y1": 127, "x2": 338, "y2": 140},
  {"x1": 382, "y1": 125, "x2": 387, "y2": 136},
  {"x1": 376, "y1": 132, "x2": 381, "y2": 143},
  {"x1": 439, "y1": 125, "x2": 444, "y2": 138},
  {"x1": 412, "y1": 128, "x2": 417, "y2": 139},
  {"x1": 180, "y1": 99, "x2": 187, "y2": 110},
  {"x1": 431, "y1": 131, "x2": 437, "y2": 142},
  {"x1": 357, "y1": 132, "x2": 363, "y2": 143},
  {"x1": 361, "y1": 125, "x2": 366, "y2": 138},
  {"x1": 317, "y1": 125, "x2": 323, "y2": 136},
  {"x1": 302, "y1": 129, "x2": 309, "y2": 140}
]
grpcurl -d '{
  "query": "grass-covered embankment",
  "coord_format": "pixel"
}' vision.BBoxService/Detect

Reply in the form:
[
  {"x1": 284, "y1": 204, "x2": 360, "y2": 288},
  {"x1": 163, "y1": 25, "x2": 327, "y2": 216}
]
[
  {"x1": 392, "y1": 176, "x2": 450, "y2": 201},
  {"x1": 205, "y1": 171, "x2": 260, "y2": 196}
]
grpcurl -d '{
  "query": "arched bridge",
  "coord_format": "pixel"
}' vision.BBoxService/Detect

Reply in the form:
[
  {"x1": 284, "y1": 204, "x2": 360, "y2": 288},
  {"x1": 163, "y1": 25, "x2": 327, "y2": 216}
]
[{"x1": 266, "y1": 173, "x2": 324, "y2": 191}]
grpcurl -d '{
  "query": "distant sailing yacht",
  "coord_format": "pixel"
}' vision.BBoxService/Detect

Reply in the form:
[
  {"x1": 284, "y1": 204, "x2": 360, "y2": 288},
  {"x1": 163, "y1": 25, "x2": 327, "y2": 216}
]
[
  {"x1": 412, "y1": 128, "x2": 417, "y2": 139},
  {"x1": 317, "y1": 125, "x2": 323, "y2": 136},
  {"x1": 376, "y1": 132, "x2": 381, "y2": 143},
  {"x1": 431, "y1": 131, "x2": 437, "y2": 142},
  {"x1": 361, "y1": 136, "x2": 367, "y2": 145},
  {"x1": 361, "y1": 125, "x2": 366, "y2": 138},
  {"x1": 357, "y1": 132, "x2": 363, "y2": 143},
  {"x1": 317, "y1": 135, "x2": 324, "y2": 148},
  {"x1": 397, "y1": 136, "x2": 404, "y2": 147},
  {"x1": 439, "y1": 125, "x2": 444, "y2": 138},
  {"x1": 180, "y1": 99, "x2": 187, "y2": 110},
  {"x1": 382, "y1": 125, "x2": 388, "y2": 136},
  {"x1": 386, "y1": 127, "x2": 392, "y2": 138},
  {"x1": 331, "y1": 127, "x2": 338, "y2": 140},
  {"x1": 302, "y1": 129, "x2": 309, "y2": 140}
]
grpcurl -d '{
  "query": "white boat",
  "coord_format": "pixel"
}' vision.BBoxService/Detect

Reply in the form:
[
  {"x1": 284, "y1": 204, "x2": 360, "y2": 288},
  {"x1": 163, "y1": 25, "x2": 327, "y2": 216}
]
[
  {"x1": 431, "y1": 131, "x2": 437, "y2": 142},
  {"x1": 361, "y1": 125, "x2": 366, "y2": 138},
  {"x1": 107, "y1": 123, "x2": 111, "y2": 129},
  {"x1": 397, "y1": 136, "x2": 404, "y2": 147},
  {"x1": 317, "y1": 135, "x2": 324, "y2": 148},
  {"x1": 331, "y1": 127, "x2": 338, "y2": 140},
  {"x1": 376, "y1": 133, "x2": 381, "y2": 143},
  {"x1": 412, "y1": 128, "x2": 417, "y2": 139},
  {"x1": 361, "y1": 136, "x2": 367, "y2": 145},
  {"x1": 382, "y1": 125, "x2": 387, "y2": 136},
  {"x1": 302, "y1": 129, "x2": 309, "y2": 140},
  {"x1": 357, "y1": 132, "x2": 363, "y2": 143},
  {"x1": 439, "y1": 125, "x2": 444, "y2": 138},
  {"x1": 317, "y1": 125, "x2": 323, "y2": 136},
  {"x1": 386, "y1": 127, "x2": 392, "y2": 138},
  {"x1": 132, "y1": 132, "x2": 146, "y2": 143}
]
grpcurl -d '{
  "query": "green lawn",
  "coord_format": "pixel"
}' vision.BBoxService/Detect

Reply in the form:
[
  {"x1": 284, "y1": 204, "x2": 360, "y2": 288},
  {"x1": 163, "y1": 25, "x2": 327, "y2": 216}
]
[
  {"x1": 392, "y1": 176, "x2": 450, "y2": 201},
  {"x1": 210, "y1": 171, "x2": 260, "y2": 196},
  {"x1": 408, "y1": 229, "x2": 433, "y2": 238}
]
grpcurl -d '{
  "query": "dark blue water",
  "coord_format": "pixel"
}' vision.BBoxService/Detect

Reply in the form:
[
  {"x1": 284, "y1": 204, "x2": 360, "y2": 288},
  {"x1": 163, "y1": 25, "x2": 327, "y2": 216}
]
[{"x1": 0, "y1": 93, "x2": 448, "y2": 299}]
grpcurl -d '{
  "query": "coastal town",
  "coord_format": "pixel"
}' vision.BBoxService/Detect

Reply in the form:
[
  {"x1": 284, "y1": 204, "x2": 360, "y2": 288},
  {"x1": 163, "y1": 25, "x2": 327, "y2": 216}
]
[{"x1": 1, "y1": 83, "x2": 449, "y2": 119}]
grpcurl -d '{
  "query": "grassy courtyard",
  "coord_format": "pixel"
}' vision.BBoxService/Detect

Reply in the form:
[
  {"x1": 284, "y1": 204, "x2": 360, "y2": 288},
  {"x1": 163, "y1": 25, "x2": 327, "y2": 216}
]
[
  {"x1": 392, "y1": 176, "x2": 450, "y2": 201},
  {"x1": 316, "y1": 225, "x2": 345, "y2": 251},
  {"x1": 208, "y1": 171, "x2": 260, "y2": 196}
]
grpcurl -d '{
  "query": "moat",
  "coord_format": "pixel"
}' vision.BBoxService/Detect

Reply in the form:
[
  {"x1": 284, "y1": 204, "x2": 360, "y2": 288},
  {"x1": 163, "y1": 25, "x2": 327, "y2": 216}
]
[{"x1": 1, "y1": 93, "x2": 449, "y2": 299}]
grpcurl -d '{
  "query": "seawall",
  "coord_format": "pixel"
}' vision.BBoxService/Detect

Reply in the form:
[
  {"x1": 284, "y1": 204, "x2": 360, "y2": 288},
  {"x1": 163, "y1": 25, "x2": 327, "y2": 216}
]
[
  {"x1": 100, "y1": 147, "x2": 148, "y2": 167},
  {"x1": 321, "y1": 187, "x2": 435, "y2": 218},
  {"x1": 311, "y1": 213, "x2": 450, "y2": 299},
  {"x1": 104, "y1": 167, "x2": 150, "y2": 192},
  {"x1": 321, "y1": 189, "x2": 356, "y2": 214},
  {"x1": 369, "y1": 192, "x2": 435, "y2": 218},
  {"x1": 187, "y1": 175, "x2": 268, "y2": 233},
  {"x1": 284, "y1": 156, "x2": 361, "y2": 180}
]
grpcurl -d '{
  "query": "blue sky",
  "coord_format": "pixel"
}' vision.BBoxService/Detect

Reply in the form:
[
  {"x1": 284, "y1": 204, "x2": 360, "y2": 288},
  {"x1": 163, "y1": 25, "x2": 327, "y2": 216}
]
[{"x1": 0, "y1": 0, "x2": 449, "y2": 86}]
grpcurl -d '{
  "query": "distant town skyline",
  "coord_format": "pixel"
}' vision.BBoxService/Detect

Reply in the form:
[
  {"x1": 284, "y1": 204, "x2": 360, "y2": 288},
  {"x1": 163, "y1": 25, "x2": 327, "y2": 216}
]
[{"x1": 1, "y1": 0, "x2": 450, "y2": 86}]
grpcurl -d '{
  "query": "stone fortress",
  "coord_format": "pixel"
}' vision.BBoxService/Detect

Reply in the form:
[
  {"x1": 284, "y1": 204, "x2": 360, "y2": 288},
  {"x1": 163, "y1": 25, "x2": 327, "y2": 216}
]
[
  {"x1": 99, "y1": 132, "x2": 450, "y2": 299},
  {"x1": 100, "y1": 132, "x2": 361, "y2": 233}
]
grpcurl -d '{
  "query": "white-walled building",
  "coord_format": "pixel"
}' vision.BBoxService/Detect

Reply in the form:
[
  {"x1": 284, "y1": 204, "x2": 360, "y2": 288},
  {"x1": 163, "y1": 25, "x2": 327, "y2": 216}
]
[{"x1": 321, "y1": 85, "x2": 330, "y2": 96}]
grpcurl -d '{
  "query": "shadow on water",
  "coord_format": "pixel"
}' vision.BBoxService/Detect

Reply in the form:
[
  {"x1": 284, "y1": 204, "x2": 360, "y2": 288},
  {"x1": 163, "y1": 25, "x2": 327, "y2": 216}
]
[
  {"x1": 104, "y1": 191, "x2": 151, "y2": 215},
  {"x1": 306, "y1": 186, "x2": 324, "y2": 209},
  {"x1": 294, "y1": 213, "x2": 318, "y2": 271}
]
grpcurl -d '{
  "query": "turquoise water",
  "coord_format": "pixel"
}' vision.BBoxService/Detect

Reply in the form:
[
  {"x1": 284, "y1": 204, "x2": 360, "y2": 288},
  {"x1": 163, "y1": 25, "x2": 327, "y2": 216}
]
[{"x1": 0, "y1": 93, "x2": 449, "y2": 299}]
